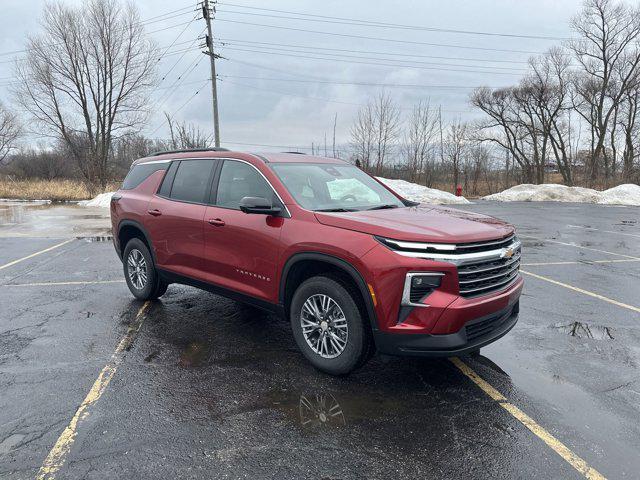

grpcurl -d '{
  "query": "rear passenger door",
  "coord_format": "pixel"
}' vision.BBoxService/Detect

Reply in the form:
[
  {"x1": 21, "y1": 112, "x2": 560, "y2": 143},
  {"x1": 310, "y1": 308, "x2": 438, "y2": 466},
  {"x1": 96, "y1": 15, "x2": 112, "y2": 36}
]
[
  {"x1": 145, "y1": 159, "x2": 217, "y2": 281},
  {"x1": 202, "y1": 159, "x2": 285, "y2": 303}
]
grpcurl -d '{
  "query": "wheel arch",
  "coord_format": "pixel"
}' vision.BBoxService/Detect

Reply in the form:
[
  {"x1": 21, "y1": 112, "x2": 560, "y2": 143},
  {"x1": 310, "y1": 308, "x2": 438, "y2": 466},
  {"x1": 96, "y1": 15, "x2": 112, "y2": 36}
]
[
  {"x1": 279, "y1": 252, "x2": 378, "y2": 332},
  {"x1": 117, "y1": 220, "x2": 156, "y2": 263}
]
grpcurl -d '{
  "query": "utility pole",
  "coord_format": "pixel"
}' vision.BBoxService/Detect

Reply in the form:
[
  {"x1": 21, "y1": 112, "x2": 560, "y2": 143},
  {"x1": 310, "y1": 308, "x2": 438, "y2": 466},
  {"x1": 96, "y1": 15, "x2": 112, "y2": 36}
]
[{"x1": 202, "y1": 1, "x2": 220, "y2": 147}]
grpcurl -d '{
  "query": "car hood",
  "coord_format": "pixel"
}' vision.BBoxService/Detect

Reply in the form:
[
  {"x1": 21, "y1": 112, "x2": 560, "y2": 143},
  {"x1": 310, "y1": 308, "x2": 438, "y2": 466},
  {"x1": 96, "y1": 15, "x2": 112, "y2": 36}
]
[{"x1": 314, "y1": 205, "x2": 514, "y2": 243}]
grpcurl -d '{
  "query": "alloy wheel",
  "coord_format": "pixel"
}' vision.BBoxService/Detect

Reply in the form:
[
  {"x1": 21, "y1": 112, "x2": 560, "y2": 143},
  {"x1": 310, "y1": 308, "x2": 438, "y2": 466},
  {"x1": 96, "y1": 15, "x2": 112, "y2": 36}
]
[
  {"x1": 300, "y1": 294, "x2": 348, "y2": 358},
  {"x1": 127, "y1": 248, "x2": 148, "y2": 290}
]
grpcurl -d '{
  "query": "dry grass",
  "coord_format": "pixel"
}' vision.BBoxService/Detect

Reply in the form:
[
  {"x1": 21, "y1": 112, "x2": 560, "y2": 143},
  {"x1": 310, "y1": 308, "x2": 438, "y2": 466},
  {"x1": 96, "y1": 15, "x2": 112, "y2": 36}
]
[{"x1": 0, "y1": 178, "x2": 120, "y2": 201}]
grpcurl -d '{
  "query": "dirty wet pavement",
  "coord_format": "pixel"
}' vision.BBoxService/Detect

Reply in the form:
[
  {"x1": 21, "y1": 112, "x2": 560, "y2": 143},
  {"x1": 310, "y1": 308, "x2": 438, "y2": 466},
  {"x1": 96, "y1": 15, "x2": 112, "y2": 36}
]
[{"x1": 1, "y1": 201, "x2": 639, "y2": 479}]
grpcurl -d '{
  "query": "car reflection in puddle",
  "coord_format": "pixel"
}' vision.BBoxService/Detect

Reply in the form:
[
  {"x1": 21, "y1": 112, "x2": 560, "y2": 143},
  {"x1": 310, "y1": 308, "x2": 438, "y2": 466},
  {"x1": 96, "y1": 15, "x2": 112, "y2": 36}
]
[{"x1": 298, "y1": 393, "x2": 346, "y2": 428}]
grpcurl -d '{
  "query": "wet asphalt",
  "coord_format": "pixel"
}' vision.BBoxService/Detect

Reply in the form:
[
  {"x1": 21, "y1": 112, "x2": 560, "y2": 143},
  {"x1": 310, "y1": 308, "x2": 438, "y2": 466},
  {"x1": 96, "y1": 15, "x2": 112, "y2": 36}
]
[{"x1": 0, "y1": 201, "x2": 639, "y2": 479}]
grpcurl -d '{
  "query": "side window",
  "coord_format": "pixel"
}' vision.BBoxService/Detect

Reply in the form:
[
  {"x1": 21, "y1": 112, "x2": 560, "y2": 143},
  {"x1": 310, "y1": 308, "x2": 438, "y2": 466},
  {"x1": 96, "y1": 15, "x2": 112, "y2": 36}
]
[
  {"x1": 157, "y1": 161, "x2": 179, "y2": 197},
  {"x1": 121, "y1": 162, "x2": 168, "y2": 190},
  {"x1": 216, "y1": 160, "x2": 275, "y2": 209},
  {"x1": 169, "y1": 160, "x2": 215, "y2": 204}
]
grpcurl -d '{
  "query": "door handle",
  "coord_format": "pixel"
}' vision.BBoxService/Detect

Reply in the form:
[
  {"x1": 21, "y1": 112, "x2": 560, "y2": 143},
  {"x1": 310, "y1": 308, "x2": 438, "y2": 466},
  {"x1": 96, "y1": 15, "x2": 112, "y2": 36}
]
[
  {"x1": 147, "y1": 209, "x2": 162, "y2": 216},
  {"x1": 208, "y1": 218, "x2": 225, "y2": 227}
]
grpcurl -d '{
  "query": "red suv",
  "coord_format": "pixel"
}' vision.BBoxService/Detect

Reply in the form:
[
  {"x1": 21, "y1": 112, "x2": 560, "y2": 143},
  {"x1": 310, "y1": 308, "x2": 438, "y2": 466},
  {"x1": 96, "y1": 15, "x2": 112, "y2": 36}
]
[{"x1": 111, "y1": 149, "x2": 522, "y2": 374}]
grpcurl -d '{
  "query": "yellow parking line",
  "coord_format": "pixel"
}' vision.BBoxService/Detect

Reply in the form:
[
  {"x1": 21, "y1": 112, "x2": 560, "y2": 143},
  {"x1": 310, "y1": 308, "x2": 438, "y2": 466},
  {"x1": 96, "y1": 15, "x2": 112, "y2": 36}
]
[
  {"x1": 36, "y1": 301, "x2": 151, "y2": 480},
  {"x1": 450, "y1": 358, "x2": 606, "y2": 480},
  {"x1": 0, "y1": 239, "x2": 74, "y2": 271},
  {"x1": 522, "y1": 259, "x2": 640, "y2": 266},
  {"x1": 521, "y1": 270, "x2": 640, "y2": 313},
  {"x1": 3, "y1": 280, "x2": 125, "y2": 287},
  {"x1": 519, "y1": 234, "x2": 640, "y2": 260}
]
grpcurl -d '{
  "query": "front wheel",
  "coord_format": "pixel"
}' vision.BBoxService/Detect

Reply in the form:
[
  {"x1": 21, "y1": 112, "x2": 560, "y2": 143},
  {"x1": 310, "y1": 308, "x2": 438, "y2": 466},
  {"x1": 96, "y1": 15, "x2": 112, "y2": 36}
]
[
  {"x1": 123, "y1": 238, "x2": 168, "y2": 300},
  {"x1": 290, "y1": 275, "x2": 372, "y2": 375}
]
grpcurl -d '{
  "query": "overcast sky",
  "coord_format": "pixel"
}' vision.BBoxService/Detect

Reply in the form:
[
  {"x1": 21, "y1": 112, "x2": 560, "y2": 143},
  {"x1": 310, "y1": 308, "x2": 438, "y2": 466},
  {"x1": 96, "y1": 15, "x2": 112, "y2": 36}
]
[{"x1": 0, "y1": 0, "x2": 584, "y2": 152}]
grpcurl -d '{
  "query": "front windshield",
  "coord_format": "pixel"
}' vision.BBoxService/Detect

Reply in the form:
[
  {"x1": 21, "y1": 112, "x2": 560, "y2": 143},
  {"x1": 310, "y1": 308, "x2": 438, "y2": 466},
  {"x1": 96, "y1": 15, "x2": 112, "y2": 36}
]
[{"x1": 270, "y1": 163, "x2": 405, "y2": 211}]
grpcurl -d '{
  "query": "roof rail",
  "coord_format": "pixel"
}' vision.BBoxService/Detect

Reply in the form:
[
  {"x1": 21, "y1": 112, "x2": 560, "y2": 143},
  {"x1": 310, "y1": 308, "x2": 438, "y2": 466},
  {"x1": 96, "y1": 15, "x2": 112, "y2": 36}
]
[
  {"x1": 282, "y1": 151, "x2": 306, "y2": 154},
  {"x1": 150, "y1": 147, "x2": 230, "y2": 156}
]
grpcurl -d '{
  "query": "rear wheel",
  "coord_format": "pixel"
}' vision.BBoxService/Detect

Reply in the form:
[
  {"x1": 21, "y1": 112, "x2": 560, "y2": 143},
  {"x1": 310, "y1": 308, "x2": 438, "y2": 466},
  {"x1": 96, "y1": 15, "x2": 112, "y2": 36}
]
[
  {"x1": 290, "y1": 275, "x2": 371, "y2": 375},
  {"x1": 123, "y1": 238, "x2": 168, "y2": 300}
]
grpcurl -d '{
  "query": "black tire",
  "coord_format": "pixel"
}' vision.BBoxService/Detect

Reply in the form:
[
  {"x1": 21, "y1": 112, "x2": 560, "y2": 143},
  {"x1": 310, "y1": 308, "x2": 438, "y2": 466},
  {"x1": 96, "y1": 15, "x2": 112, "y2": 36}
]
[
  {"x1": 122, "y1": 238, "x2": 168, "y2": 301},
  {"x1": 290, "y1": 275, "x2": 372, "y2": 375}
]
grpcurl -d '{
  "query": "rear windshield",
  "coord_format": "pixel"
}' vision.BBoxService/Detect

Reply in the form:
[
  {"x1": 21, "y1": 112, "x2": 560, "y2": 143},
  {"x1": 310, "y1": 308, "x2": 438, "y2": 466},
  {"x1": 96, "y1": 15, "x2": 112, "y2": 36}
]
[{"x1": 121, "y1": 162, "x2": 168, "y2": 190}]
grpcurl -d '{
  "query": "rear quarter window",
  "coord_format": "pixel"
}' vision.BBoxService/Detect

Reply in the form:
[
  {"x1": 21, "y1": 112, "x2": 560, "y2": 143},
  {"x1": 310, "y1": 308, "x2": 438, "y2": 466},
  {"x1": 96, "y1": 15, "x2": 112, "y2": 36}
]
[{"x1": 121, "y1": 162, "x2": 168, "y2": 190}]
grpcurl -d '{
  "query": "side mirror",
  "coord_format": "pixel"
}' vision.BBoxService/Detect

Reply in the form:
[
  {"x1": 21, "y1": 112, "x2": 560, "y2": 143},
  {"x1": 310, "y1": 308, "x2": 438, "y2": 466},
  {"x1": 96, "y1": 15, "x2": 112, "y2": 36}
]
[{"x1": 239, "y1": 196, "x2": 282, "y2": 216}]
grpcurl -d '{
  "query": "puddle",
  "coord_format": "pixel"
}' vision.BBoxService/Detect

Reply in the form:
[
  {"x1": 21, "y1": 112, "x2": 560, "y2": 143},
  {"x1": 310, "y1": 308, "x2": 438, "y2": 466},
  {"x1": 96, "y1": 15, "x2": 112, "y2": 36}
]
[
  {"x1": 77, "y1": 235, "x2": 112, "y2": 242},
  {"x1": 553, "y1": 321, "x2": 614, "y2": 340},
  {"x1": 522, "y1": 239, "x2": 544, "y2": 248},
  {"x1": 0, "y1": 202, "x2": 110, "y2": 237},
  {"x1": 0, "y1": 433, "x2": 25, "y2": 454},
  {"x1": 179, "y1": 342, "x2": 210, "y2": 367}
]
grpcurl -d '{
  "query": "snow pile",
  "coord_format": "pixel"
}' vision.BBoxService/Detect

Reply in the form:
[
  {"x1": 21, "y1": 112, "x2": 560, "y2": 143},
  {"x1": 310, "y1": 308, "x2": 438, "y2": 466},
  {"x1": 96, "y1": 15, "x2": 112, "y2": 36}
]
[
  {"x1": 80, "y1": 192, "x2": 114, "y2": 208},
  {"x1": 377, "y1": 177, "x2": 470, "y2": 205},
  {"x1": 598, "y1": 184, "x2": 640, "y2": 206},
  {"x1": 484, "y1": 183, "x2": 640, "y2": 206}
]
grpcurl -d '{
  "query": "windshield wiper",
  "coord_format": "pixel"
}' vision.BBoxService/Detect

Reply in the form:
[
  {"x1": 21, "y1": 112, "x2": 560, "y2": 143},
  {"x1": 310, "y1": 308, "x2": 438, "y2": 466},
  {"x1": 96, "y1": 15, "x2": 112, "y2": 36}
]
[
  {"x1": 314, "y1": 207, "x2": 358, "y2": 212},
  {"x1": 366, "y1": 204, "x2": 400, "y2": 210}
]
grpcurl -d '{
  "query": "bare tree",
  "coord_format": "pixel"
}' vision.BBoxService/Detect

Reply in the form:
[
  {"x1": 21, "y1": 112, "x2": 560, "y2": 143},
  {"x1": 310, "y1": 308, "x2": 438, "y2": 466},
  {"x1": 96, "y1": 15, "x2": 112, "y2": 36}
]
[
  {"x1": 0, "y1": 102, "x2": 21, "y2": 165},
  {"x1": 445, "y1": 120, "x2": 468, "y2": 189},
  {"x1": 350, "y1": 102, "x2": 375, "y2": 171},
  {"x1": 165, "y1": 113, "x2": 212, "y2": 150},
  {"x1": 464, "y1": 144, "x2": 491, "y2": 195},
  {"x1": 372, "y1": 92, "x2": 401, "y2": 175},
  {"x1": 15, "y1": 0, "x2": 156, "y2": 192},
  {"x1": 569, "y1": 0, "x2": 640, "y2": 185},
  {"x1": 471, "y1": 87, "x2": 537, "y2": 183},
  {"x1": 620, "y1": 81, "x2": 640, "y2": 180},
  {"x1": 350, "y1": 92, "x2": 400, "y2": 175},
  {"x1": 403, "y1": 100, "x2": 439, "y2": 184},
  {"x1": 524, "y1": 48, "x2": 574, "y2": 184}
]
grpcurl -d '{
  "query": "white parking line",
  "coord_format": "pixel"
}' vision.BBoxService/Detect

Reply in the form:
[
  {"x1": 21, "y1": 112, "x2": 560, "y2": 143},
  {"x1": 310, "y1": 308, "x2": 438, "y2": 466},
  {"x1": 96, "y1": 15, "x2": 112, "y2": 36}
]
[
  {"x1": 3, "y1": 280, "x2": 125, "y2": 287},
  {"x1": 519, "y1": 234, "x2": 640, "y2": 260},
  {"x1": 0, "y1": 239, "x2": 74, "y2": 271},
  {"x1": 522, "y1": 259, "x2": 640, "y2": 266},
  {"x1": 521, "y1": 270, "x2": 640, "y2": 314},
  {"x1": 567, "y1": 224, "x2": 640, "y2": 239}
]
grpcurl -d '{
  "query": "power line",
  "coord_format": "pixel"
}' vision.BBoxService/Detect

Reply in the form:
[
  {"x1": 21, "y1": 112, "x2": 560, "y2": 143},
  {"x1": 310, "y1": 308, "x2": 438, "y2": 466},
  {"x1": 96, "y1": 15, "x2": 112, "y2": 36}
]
[
  {"x1": 149, "y1": 80, "x2": 210, "y2": 136},
  {"x1": 217, "y1": 43, "x2": 527, "y2": 72},
  {"x1": 217, "y1": 74, "x2": 495, "y2": 90},
  {"x1": 154, "y1": 55, "x2": 204, "y2": 112},
  {"x1": 217, "y1": 1, "x2": 570, "y2": 41},
  {"x1": 141, "y1": 5, "x2": 195, "y2": 23},
  {"x1": 214, "y1": 19, "x2": 548, "y2": 55},
  {"x1": 216, "y1": 38, "x2": 532, "y2": 65},
  {"x1": 155, "y1": 13, "x2": 200, "y2": 67},
  {"x1": 220, "y1": 46, "x2": 523, "y2": 76}
]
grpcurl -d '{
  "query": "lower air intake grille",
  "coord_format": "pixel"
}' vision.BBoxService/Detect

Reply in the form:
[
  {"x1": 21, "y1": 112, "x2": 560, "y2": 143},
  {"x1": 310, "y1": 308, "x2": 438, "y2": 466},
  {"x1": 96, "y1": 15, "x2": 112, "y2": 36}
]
[{"x1": 466, "y1": 304, "x2": 517, "y2": 342}]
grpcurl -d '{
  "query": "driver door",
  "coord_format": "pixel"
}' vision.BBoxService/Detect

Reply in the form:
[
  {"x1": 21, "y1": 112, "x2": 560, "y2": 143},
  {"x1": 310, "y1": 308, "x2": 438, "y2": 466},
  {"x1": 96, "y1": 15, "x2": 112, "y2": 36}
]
[{"x1": 202, "y1": 159, "x2": 285, "y2": 302}]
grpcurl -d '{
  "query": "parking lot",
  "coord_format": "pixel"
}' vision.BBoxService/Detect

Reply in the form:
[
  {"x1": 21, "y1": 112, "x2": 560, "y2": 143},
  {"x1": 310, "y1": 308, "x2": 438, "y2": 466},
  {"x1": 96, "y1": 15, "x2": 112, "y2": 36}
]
[{"x1": 1, "y1": 201, "x2": 639, "y2": 479}]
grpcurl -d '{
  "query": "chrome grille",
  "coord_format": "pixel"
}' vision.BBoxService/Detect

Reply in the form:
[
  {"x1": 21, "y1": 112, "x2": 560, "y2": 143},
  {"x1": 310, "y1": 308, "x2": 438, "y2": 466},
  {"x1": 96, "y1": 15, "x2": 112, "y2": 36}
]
[
  {"x1": 377, "y1": 233, "x2": 521, "y2": 298},
  {"x1": 457, "y1": 250, "x2": 521, "y2": 297}
]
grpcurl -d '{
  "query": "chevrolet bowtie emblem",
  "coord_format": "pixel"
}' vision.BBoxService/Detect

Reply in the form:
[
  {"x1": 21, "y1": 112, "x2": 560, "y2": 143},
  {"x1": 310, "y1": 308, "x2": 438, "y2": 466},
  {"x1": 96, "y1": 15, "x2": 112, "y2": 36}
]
[{"x1": 501, "y1": 247, "x2": 515, "y2": 259}]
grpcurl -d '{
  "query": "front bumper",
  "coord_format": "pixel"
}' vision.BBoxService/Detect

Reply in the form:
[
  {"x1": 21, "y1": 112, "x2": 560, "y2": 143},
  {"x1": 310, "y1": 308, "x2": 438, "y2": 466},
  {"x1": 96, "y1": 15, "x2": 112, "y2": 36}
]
[{"x1": 374, "y1": 300, "x2": 519, "y2": 357}]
